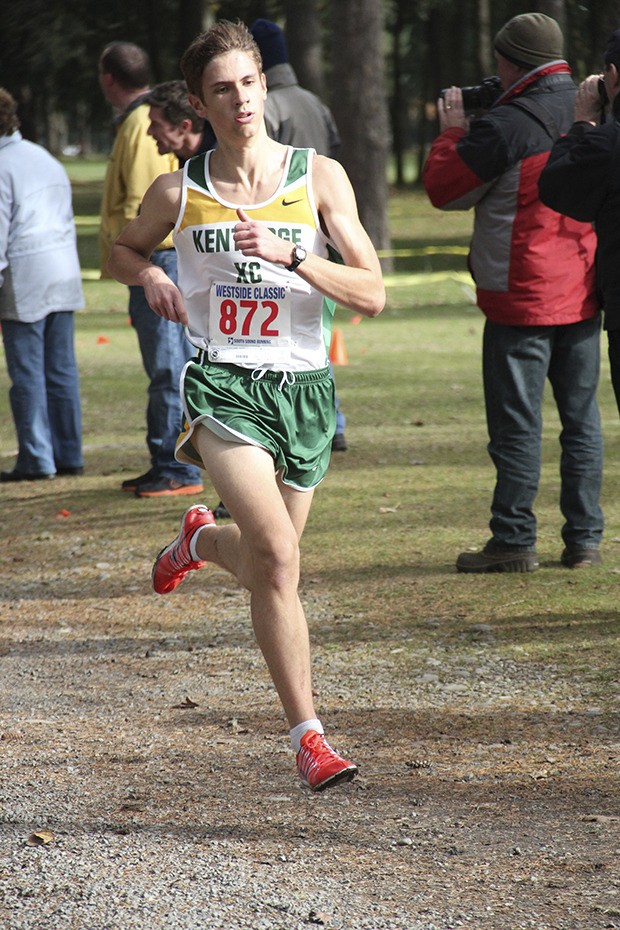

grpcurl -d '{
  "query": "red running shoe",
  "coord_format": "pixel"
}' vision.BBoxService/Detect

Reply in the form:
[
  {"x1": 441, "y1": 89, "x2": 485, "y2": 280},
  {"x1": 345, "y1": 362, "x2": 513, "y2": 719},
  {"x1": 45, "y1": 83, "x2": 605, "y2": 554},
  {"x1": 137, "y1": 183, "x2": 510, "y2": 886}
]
[
  {"x1": 152, "y1": 504, "x2": 215, "y2": 594},
  {"x1": 296, "y1": 730, "x2": 358, "y2": 792}
]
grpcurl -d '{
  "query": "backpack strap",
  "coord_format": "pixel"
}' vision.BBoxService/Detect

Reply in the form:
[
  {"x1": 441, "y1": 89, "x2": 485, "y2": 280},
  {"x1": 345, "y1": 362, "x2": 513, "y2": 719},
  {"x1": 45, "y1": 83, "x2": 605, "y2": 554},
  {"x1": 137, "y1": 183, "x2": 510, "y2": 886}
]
[{"x1": 508, "y1": 96, "x2": 562, "y2": 142}]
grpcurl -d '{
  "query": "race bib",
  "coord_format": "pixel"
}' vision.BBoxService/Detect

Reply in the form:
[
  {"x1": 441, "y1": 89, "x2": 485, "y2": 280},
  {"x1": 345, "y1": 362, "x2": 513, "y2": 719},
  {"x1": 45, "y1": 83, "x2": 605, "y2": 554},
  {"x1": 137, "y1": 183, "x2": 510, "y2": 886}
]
[{"x1": 207, "y1": 282, "x2": 292, "y2": 364}]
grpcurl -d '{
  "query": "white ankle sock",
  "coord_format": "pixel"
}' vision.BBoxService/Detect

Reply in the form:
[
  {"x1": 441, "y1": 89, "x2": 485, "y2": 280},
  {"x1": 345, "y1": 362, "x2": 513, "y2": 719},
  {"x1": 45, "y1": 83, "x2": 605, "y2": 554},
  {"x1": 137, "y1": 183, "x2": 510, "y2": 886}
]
[
  {"x1": 189, "y1": 524, "x2": 215, "y2": 561},
  {"x1": 290, "y1": 718, "x2": 323, "y2": 753}
]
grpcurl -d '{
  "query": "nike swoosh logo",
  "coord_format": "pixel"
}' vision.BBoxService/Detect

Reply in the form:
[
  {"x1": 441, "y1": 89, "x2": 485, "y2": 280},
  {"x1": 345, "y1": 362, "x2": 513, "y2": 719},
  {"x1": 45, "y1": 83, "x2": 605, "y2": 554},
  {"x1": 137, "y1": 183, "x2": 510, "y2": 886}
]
[{"x1": 282, "y1": 198, "x2": 302, "y2": 206}]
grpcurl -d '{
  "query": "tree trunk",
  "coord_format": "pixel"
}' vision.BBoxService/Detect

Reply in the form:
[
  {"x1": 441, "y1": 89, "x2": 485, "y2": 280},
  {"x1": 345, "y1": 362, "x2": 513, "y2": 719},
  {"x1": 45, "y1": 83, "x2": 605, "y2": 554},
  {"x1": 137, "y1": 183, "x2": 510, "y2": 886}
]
[
  {"x1": 600, "y1": 0, "x2": 620, "y2": 35},
  {"x1": 177, "y1": 0, "x2": 211, "y2": 60},
  {"x1": 477, "y1": 0, "x2": 493, "y2": 75},
  {"x1": 389, "y1": 1, "x2": 406, "y2": 187},
  {"x1": 593, "y1": 0, "x2": 620, "y2": 70},
  {"x1": 285, "y1": 0, "x2": 324, "y2": 99},
  {"x1": 330, "y1": 0, "x2": 391, "y2": 262},
  {"x1": 534, "y1": 0, "x2": 566, "y2": 36}
]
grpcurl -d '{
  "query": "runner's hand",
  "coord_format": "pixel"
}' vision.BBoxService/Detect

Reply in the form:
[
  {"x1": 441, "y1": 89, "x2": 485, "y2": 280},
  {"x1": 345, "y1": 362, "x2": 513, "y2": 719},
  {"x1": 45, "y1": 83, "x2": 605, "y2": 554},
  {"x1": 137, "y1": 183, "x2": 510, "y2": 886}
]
[
  {"x1": 142, "y1": 269, "x2": 188, "y2": 325},
  {"x1": 234, "y1": 208, "x2": 291, "y2": 266}
]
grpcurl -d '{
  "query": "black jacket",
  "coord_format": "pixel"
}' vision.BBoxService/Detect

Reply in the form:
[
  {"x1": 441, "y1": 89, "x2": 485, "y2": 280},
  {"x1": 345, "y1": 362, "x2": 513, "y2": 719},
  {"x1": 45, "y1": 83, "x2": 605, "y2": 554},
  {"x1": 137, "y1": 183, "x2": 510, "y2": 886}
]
[{"x1": 539, "y1": 116, "x2": 620, "y2": 329}]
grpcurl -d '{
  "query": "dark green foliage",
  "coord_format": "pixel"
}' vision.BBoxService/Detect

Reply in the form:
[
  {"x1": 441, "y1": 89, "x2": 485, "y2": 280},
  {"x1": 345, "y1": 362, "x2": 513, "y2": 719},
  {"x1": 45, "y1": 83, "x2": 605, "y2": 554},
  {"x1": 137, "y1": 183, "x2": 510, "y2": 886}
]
[{"x1": 1, "y1": 2, "x2": 616, "y2": 170}]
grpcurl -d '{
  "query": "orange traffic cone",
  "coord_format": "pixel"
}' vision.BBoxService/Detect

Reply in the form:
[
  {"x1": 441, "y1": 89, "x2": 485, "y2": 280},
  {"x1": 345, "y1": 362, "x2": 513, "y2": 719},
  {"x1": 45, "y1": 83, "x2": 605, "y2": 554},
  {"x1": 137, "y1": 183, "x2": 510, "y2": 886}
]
[{"x1": 329, "y1": 327, "x2": 348, "y2": 366}]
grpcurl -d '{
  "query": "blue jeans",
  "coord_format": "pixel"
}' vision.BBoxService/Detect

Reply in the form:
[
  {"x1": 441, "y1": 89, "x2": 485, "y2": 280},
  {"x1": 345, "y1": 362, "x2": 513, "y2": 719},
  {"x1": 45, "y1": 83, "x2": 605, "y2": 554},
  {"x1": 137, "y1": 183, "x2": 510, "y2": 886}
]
[
  {"x1": 128, "y1": 249, "x2": 201, "y2": 483},
  {"x1": 2, "y1": 311, "x2": 82, "y2": 475},
  {"x1": 335, "y1": 395, "x2": 345, "y2": 435},
  {"x1": 482, "y1": 317, "x2": 603, "y2": 551},
  {"x1": 329, "y1": 362, "x2": 346, "y2": 435},
  {"x1": 607, "y1": 329, "x2": 620, "y2": 417}
]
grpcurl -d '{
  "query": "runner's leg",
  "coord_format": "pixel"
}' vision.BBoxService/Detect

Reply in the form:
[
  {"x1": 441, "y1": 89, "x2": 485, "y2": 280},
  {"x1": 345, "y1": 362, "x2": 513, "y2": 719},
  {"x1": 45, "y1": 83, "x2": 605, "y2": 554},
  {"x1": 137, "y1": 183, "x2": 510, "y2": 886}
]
[{"x1": 192, "y1": 427, "x2": 317, "y2": 728}]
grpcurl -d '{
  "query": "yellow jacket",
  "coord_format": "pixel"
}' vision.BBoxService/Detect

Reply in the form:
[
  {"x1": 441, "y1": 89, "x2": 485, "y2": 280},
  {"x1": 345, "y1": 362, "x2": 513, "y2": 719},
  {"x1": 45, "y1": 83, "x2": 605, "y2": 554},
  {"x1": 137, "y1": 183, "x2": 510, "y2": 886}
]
[{"x1": 99, "y1": 100, "x2": 177, "y2": 277}]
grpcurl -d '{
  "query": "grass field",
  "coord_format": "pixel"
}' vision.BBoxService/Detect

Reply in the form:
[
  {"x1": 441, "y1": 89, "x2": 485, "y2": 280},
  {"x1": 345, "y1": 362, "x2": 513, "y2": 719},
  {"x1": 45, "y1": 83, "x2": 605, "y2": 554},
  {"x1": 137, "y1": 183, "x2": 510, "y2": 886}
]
[
  {"x1": 2, "y1": 160, "x2": 619, "y2": 695},
  {"x1": 1, "y1": 157, "x2": 619, "y2": 930}
]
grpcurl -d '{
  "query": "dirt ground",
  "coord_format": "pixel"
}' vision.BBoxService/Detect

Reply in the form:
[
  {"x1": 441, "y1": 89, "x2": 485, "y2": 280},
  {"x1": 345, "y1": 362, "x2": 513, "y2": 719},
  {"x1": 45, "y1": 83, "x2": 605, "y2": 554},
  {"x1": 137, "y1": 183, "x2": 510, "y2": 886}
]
[{"x1": 1, "y1": 489, "x2": 619, "y2": 930}]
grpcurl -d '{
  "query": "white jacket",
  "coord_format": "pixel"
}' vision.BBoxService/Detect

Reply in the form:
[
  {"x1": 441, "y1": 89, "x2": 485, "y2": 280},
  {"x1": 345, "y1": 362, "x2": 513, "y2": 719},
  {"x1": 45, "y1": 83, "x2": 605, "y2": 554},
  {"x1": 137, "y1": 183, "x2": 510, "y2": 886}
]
[{"x1": 0, "y1": 132, "x2": 84, "y2": 322}]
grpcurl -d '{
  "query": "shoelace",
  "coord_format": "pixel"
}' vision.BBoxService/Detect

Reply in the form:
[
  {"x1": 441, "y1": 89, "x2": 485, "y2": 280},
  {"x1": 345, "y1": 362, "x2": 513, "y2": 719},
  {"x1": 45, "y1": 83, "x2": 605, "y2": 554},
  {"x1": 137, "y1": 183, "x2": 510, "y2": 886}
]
[
  {"x1": 297, "y1": 746, "x2": 319, "y2": 778},
  {"x1": 175, "y1": 507, "x2": 215, "y2": 567},
  {"x1": 251, "y1": 367, "x2": 296, "y2": 391},
  {"x1": 297, "y1": 734, "x2": 334, "y2": 777},
  {"x1": 168, "y1": 524, "x2": 198, "y2": 570},
  {"x1": 169, "y1": 541, "x2": 190, "y2": 571}
]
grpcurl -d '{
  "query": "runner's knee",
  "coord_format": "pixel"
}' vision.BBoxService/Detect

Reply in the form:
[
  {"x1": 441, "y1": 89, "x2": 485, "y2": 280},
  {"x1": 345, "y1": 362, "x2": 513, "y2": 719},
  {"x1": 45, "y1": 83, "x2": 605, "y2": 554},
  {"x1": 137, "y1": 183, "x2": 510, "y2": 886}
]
[{"x1": 251, "y1": 532, "x2": 300, "y2": 591}]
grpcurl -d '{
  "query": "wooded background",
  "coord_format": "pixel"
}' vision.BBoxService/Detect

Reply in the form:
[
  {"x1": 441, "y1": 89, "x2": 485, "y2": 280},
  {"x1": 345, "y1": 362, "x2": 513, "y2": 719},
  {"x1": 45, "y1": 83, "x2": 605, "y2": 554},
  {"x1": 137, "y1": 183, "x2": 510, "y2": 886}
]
[{"x1": 1, "y1": 0, "x2": 619, "y2": 252}]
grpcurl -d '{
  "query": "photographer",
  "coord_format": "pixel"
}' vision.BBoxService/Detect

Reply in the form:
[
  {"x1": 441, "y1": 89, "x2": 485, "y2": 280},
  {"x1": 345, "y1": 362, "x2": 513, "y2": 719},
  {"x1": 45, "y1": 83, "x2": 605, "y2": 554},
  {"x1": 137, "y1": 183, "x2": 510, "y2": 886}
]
[
  {"x1": 423, "y1": 13, "x2": 604, "y2": 573},
  {"x1": 539, "y1": 30, "x2": 620, "y2": 421}
]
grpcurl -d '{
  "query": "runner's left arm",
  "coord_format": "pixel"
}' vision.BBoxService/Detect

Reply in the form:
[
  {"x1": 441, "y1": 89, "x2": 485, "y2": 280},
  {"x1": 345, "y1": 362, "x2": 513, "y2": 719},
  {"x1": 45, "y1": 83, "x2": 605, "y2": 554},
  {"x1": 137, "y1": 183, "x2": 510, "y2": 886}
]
[{"x1": 233, "y1": 156, "x2": 385, "y2": 318}]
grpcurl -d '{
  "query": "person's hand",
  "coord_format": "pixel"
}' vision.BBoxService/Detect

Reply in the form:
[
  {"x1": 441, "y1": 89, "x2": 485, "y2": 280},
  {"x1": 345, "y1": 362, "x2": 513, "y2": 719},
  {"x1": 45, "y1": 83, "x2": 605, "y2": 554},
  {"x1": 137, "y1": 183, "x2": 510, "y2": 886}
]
[
  {"x1": 437, "y1": 87, "x2": 468, "y2": 132},
  {"x1": 233, "y1": 208, "x2": 291, "y2": 265},
  {"x1": 141, "y1": 267, "x2": 188, "y2": 325},
  {"x1": 575, "y1": 74, "x2": 604, "y2": 125}
]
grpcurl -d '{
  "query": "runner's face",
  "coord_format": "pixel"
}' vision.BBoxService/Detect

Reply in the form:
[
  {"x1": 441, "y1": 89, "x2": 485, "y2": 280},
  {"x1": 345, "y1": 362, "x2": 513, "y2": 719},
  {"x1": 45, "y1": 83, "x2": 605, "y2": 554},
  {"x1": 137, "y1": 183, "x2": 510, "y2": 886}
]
[{"x1": 192, "y1": 51, "x2": 266, "y2": 139}]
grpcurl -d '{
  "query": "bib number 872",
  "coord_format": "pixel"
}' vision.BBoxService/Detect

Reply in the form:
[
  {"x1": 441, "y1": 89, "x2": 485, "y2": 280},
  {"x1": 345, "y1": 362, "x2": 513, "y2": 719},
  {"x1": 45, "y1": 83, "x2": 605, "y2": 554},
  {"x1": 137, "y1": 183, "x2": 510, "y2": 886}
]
[{"x1": 219, "y1": 299, "x2": 279, "y2": 337}]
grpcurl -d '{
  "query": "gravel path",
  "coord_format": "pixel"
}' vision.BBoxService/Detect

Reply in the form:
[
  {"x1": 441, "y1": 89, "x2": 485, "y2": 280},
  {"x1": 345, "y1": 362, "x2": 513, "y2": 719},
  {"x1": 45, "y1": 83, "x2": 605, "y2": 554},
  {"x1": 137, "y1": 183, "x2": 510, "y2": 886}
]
[{"x1": 1, "y1": 548, "x2": 619, "y2": 929}]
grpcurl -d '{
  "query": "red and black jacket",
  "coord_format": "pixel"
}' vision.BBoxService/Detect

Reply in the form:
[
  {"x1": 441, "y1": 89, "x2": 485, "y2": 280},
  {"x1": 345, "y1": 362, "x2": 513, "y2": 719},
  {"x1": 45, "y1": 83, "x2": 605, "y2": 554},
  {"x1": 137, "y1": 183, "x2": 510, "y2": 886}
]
[{"x1": 423, "y1": 64, "x2": 599, "y2": 327}]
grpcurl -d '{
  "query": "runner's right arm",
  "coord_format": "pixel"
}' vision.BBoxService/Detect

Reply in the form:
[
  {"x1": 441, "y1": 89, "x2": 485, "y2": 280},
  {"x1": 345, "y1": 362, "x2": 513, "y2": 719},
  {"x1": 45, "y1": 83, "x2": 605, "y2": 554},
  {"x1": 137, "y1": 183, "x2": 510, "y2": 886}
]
[{"x1": 108, "y1": 171, "x2": 188, "y2": 325}]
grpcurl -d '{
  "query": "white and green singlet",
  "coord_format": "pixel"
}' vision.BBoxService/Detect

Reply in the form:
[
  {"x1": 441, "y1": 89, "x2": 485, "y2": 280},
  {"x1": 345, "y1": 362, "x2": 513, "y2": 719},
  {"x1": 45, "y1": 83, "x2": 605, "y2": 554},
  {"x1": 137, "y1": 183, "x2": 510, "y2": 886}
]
[{"x1": 173, "y1": 146, "x2": 340, "y2": 373}]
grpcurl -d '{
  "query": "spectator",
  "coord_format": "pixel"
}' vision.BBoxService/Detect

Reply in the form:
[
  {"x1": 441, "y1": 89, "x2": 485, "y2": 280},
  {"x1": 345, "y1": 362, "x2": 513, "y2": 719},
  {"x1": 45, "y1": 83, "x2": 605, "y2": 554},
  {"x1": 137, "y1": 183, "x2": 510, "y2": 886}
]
[
  {"x1": 249, "y1": 18, "x2": 341, "y2": 158},
  {"x1": 539, "y1": 29, "x2": 620, "y2": 420},
  {"x1": 98, "y1": 42, "x2": 203, "y2": 497},
  {"x1": 0, "y1": 88, "x2": 84, "y2": 482},
  {"x1": 145, "y1": 80, "x2": 227, "y2": 519},
  {"x1": 146, "y1": 80, "x2": 216, "y2": 160},
  {"x1": 423, "y1": 13, "x2": 604, "y2": 572},
  {"x1": 250, "y1": 18, "x2": 347, "y2": 452}
]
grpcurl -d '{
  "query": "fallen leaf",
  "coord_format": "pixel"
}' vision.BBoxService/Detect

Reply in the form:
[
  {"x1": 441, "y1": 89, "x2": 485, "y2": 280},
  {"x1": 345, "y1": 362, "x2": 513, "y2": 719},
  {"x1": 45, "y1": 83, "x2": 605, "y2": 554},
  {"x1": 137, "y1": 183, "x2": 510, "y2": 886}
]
[
  {"x1": 26, "y1": 830, "x2": 55, "y2": 846},
  {"x1": 172, "y1": 696, "x2": 199, "y2": 709},
  {"x1": 379, "y1": 505, "x2": 400, "y2": 513},
  {"x1": 308, "y1": 909, "x2": 330, "y2": 925},
  {"x1": 228, "y1": 717, "x2": 248, "y2": 734}
]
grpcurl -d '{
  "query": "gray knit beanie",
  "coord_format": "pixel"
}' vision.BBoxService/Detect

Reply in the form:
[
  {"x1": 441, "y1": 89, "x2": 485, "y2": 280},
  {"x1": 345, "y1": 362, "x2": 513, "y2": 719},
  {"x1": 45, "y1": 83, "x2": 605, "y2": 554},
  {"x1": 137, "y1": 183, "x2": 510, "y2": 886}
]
[{"x1": 494, "y1": 12, "x2": 564, "y2": 68}]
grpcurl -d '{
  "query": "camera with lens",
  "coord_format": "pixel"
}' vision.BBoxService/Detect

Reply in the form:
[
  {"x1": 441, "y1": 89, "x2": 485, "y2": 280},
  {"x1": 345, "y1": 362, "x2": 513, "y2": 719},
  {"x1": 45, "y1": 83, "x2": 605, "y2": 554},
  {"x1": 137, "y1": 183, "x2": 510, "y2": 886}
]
[{"x1": 441, "y1": 76, "x2": 503, "y2": 114}]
